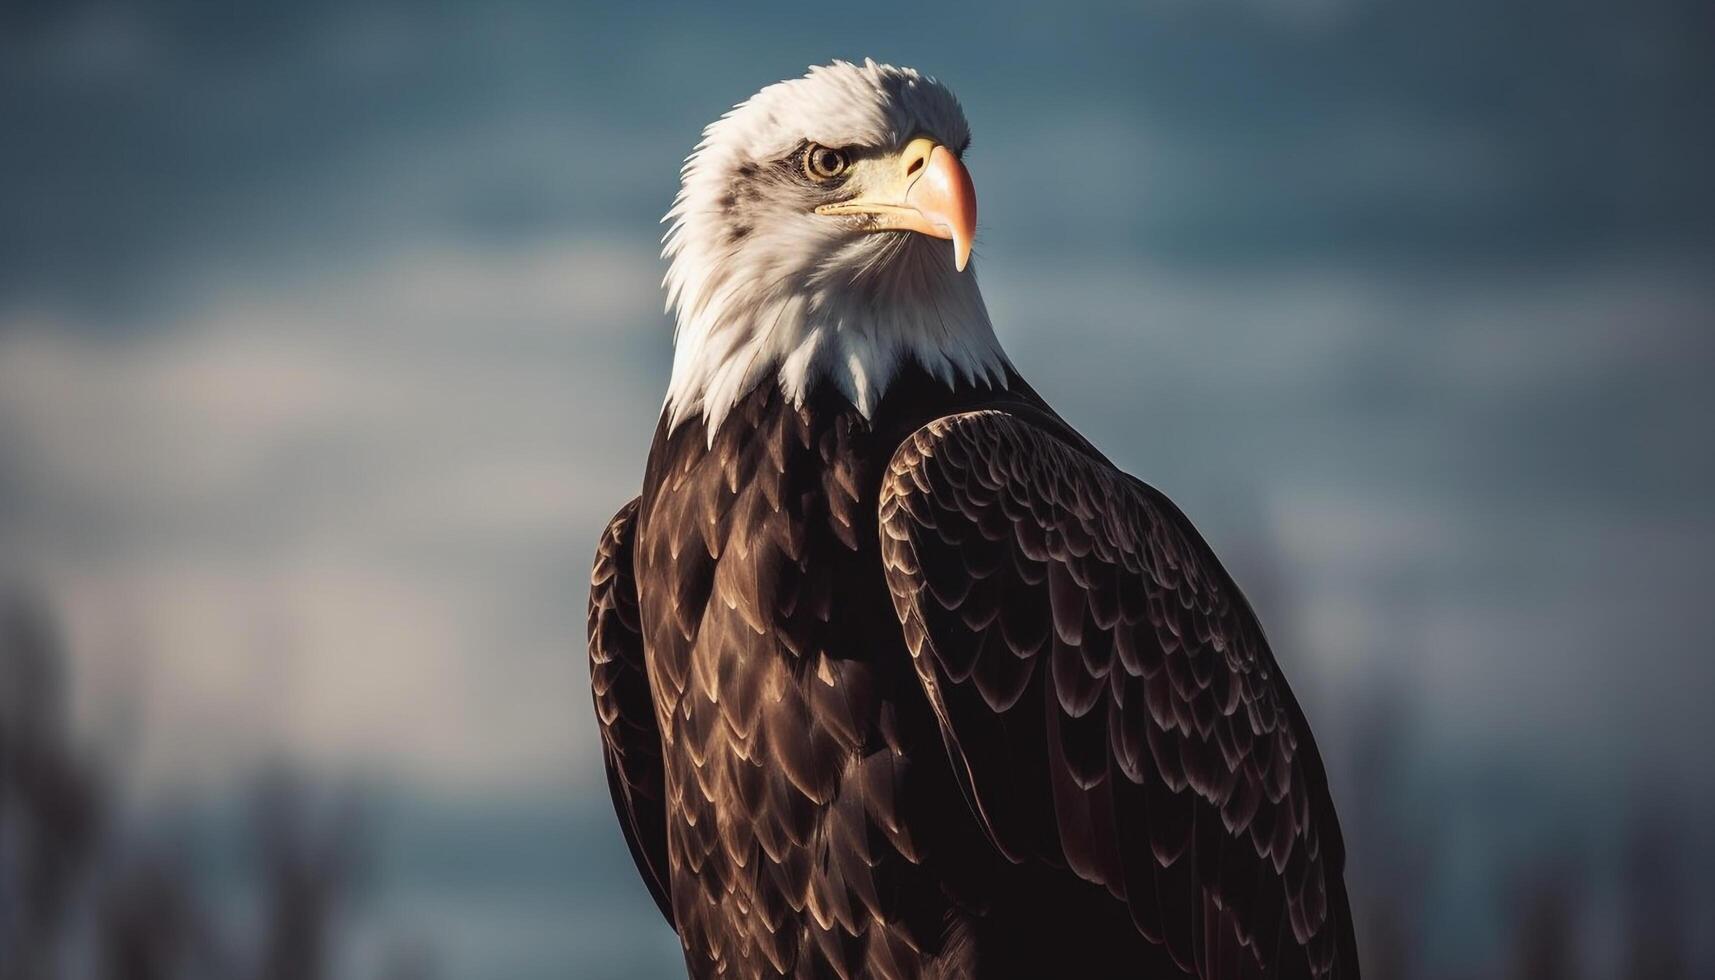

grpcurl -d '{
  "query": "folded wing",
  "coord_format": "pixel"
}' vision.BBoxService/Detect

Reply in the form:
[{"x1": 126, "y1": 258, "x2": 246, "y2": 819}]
[
  {"x1": 879, "y1": 411, "x2": 1358, "y2": 978},
  {"x1": 588, "y1": 498, "x2": 674, "y2": 925}
]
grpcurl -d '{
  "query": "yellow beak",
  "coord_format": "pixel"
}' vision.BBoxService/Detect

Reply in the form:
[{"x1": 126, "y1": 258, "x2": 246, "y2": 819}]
[{"x1": 815, "y1": 137, "x2": 977, "y2": 272}]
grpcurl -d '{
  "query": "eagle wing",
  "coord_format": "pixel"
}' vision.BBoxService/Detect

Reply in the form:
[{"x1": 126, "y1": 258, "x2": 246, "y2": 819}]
[
  {"x1": 878, "y1": 411, "x2": 1358, "y2": 978},
  {"x1": 588, "y1": 497, "x2": 674, "y2": 925}
]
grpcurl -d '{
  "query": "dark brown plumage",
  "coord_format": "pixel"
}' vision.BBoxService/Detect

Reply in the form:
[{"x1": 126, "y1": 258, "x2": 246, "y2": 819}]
[{"x1": 588, "y1": 366, "x2": 1358, "y2": 978}]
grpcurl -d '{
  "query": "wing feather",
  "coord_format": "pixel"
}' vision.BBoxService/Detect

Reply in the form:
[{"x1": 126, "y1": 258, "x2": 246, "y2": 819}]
[
  {"x1": 879, "y1": 411, "x2": 1359, "y2": 978},
  {"x1": 588, "y1": 498, "x2": 674, "y2": 925}
]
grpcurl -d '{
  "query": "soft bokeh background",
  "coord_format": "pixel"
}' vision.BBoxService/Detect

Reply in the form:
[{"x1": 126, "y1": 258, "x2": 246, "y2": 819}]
[{"x1": 4, "y1": 2, "x2": 1713, "y2": 978}]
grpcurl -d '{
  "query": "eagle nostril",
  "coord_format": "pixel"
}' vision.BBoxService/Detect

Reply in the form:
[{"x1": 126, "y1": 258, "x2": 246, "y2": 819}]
[{"x1": 906, "y1": 155, "x2": 925, "y2": 177}]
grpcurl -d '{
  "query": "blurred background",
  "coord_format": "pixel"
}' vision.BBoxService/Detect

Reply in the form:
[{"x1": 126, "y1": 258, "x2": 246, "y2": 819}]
[{"x1": 2, "y1": 2, "x2": 1712, "y2": 978}]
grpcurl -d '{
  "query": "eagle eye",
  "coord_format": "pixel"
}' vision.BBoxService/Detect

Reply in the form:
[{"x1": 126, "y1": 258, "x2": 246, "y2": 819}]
[{"x1": 802, "y1": 144, "x2": 850, "y2": 182}]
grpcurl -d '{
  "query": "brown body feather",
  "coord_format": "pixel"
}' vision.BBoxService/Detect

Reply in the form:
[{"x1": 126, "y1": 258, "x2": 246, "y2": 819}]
[{"x1": 588, "y1": 367, "x2": 1358, "y2": 978}]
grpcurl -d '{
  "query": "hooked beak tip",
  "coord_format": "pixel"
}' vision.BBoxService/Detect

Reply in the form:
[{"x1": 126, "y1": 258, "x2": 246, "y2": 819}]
[{"x1": 907, "y1": 145, "x2": 977, "y2": 273}]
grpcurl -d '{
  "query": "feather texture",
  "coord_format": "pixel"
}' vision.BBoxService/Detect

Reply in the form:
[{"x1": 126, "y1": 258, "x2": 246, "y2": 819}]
[
  {"x1": 589, "y1": 498, "x2": 674, "y2": 924},
  {"x1": 589, "y1": 375, "x2": 1360, "y2": 978},
  {"x1": 878, "y1": 410, "x2": 1360, "y2": 978}
]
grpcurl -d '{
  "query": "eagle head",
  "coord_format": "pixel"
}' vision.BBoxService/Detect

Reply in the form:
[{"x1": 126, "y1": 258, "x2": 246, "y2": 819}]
[{"x1": 662, "y1": 60, "x2": 1010, "y2": 436}]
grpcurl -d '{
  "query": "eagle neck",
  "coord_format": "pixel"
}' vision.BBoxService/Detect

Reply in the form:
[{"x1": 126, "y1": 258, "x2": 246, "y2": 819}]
[{"x1": 661, "y1": 254, "x2": 1013, "y2": 444}]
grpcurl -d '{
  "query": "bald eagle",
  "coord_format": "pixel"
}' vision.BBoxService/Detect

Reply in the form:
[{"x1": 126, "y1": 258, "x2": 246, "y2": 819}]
[{"x1": 588, "y1": 60, "x2": 1358, "y2": 979}]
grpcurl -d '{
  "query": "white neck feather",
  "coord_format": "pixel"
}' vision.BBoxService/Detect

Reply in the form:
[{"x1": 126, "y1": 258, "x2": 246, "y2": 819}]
[{"x1": 661, "y1": 238, "x2": 1011, "y2": 439}]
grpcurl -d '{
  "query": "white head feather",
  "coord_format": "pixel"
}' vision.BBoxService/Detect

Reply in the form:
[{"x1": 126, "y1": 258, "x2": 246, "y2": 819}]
[{"x1": 661, "y1": 60, "x2": 1011, "y2": 437}]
